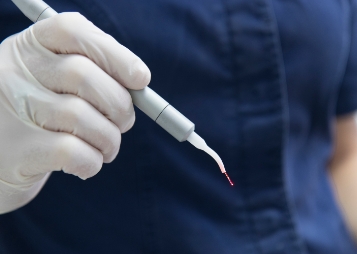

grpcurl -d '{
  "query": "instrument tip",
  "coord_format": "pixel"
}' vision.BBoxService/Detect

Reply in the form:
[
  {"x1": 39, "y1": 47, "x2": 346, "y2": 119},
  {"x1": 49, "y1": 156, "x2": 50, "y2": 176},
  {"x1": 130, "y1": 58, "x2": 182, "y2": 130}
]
[{"x1": 224, "y1": 172, "x2": 234, "y2": 186}]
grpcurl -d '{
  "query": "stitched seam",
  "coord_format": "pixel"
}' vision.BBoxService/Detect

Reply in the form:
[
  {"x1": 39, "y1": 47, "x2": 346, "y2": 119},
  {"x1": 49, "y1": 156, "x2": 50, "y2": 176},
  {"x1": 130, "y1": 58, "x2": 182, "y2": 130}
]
[
  {"x1": 220, "y1": 0, "x2": 263, "y2": 253},
  {"x1": 263, "y1": 0, "x2": 309, "y2": 252}
]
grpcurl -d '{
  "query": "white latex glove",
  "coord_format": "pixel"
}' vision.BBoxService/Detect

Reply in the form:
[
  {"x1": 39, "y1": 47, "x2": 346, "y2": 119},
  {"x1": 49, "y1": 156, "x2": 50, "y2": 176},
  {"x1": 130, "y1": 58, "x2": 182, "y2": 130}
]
[{"x1": 0, "y1": 13, "x2": 151, "y2": 214}]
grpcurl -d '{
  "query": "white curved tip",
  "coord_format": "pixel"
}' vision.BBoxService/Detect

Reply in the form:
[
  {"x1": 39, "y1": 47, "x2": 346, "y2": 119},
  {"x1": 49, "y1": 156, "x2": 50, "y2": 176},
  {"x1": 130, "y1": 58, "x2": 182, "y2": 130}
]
[{"x1": 187, "y1": 132, "x2": 226, "y2": 173}]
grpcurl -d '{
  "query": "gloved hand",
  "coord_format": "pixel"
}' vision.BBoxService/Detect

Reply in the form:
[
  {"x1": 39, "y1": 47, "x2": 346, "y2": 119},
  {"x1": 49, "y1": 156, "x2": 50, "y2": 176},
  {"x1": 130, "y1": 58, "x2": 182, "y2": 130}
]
[{"x1": 0, "y1": 12, "x2": 150, "y2": 213}]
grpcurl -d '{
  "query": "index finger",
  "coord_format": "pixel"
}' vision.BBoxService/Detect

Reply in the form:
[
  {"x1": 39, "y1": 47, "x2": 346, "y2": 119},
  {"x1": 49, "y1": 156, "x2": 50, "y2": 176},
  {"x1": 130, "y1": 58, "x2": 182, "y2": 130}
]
[{"x1": 32, "y1": 12, "x2": 151, "y2": 90}]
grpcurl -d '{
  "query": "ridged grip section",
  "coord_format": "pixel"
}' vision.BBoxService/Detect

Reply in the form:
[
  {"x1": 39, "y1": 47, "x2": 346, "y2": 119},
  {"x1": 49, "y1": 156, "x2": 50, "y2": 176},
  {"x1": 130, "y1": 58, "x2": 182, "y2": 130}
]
[
  {"x1": 37, "y1": 7, "x2": 58, "y2": 21},
  {"x1": 11, "y1": 0, "x2": 49, "y2": 22},
  {"x1": 129, "y1": 87, "x2": 195, "y2": 142},
  {"x1": 128, "y1": 87, "x2": 169, "y2": 121},
  {"x1": 156, "y1": 105, "x2": 195, "y2": 142}
]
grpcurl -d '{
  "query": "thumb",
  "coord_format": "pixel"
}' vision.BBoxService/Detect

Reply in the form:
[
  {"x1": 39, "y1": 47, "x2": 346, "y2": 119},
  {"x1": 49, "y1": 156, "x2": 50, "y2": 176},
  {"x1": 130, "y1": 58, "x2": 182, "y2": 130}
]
[{"x1": 32, "y1": 12, "x2": 151, "y2": 90}]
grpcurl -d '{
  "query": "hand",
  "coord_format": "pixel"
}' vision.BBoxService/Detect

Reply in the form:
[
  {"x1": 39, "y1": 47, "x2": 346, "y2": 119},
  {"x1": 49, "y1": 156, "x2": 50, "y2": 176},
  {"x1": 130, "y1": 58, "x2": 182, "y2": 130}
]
[{"x1": 0, "y1": 12, "x2": 150, "y2": 213}]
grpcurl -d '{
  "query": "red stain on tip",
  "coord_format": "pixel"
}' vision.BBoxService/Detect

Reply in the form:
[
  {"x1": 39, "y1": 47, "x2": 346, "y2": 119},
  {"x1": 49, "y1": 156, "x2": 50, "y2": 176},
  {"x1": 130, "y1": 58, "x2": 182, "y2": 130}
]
[{"x1": 224, "y1": 172, "x2": 234, "y2": 186}]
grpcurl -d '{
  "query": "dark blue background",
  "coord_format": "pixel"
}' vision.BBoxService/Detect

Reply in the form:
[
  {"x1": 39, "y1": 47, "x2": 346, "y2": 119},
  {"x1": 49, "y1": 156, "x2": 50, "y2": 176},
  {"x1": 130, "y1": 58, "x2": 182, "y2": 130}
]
[{"x1": 0, "y1": 0, "x2": 357, "y2": 253}]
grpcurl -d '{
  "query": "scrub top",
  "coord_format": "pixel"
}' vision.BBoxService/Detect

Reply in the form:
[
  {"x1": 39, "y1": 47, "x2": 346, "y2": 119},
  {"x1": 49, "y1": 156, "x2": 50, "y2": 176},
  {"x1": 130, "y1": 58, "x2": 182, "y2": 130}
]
[{"x1": 1, "y1": 0, "x2": 357, "y2": 253}]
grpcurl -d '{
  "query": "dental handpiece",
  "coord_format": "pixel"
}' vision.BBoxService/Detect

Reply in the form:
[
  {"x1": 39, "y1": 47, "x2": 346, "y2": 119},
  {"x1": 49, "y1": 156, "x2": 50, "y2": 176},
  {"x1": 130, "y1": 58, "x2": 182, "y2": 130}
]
[{"x1": 11, "y1": 0, "x2": 233, "y2": 185}]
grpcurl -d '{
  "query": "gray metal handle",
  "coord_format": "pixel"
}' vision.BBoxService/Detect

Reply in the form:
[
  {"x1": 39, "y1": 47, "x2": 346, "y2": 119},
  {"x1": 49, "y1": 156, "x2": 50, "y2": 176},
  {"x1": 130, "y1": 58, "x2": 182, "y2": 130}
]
[
  {"x1": 129, "y1": 88, "x2": 195, "y2": 142},
  {"x1": 11, "y1": 0, "x2": 57, "y2": 22}
]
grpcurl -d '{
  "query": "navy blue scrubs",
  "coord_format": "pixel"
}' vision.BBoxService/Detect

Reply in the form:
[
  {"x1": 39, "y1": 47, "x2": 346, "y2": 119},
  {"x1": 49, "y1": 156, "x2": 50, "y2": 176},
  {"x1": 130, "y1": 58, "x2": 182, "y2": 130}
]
[{"x1": 1, "y1": 0, "x2": 357, "y2": 253}]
